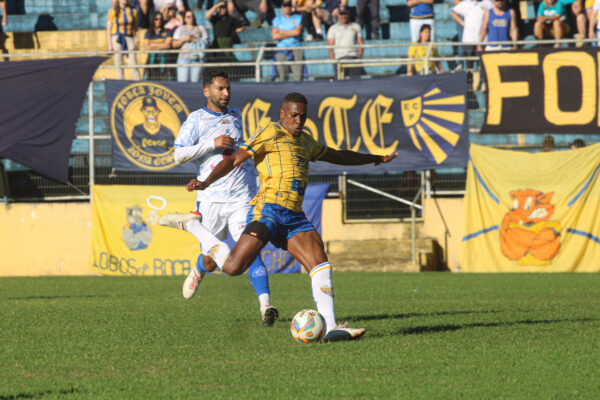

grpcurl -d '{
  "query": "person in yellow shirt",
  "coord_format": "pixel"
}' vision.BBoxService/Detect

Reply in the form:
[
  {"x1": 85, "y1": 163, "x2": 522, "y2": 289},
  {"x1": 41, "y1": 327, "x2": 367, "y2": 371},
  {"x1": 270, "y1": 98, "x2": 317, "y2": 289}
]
[
  {"x1": 407, "y1": 24, "x2": 443, "y2": 76},
  {"x1": 106, "y1": 0, "x2": 141, "y2": 80},
  {"x1": 187, "y1": 92, "x2": 397, "y2": 342}
]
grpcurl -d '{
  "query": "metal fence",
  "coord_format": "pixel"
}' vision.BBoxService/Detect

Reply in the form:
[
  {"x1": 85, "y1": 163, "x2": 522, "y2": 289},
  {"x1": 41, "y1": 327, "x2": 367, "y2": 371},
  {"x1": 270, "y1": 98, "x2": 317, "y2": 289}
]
[{"x1": 2, "y1": 40, "x2": 598, "y2": 220}]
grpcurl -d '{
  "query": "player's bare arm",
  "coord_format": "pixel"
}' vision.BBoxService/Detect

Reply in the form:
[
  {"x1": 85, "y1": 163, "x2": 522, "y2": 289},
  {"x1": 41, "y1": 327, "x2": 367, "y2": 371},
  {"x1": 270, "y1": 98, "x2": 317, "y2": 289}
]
[
  {"x1": 319, "y1": 148, "x2": 398, "y2": 166},
  {"x1": 186, "y1": 148, "x2": 251, "y2": 191}
]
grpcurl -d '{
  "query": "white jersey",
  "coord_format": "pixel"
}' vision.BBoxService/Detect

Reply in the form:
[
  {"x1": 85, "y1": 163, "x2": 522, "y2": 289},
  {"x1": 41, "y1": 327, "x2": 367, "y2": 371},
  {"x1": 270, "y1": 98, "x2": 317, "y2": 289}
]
[{"x1": 174, "y1": 106, "x2": 257, "y2": 203}]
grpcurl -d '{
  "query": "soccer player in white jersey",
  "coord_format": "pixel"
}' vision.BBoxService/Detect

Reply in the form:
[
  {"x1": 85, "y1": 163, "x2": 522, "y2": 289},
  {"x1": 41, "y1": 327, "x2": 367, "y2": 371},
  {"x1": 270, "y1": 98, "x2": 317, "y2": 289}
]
[{"x1": 158, "y1": 70, "x2": 278, "y2": 326}]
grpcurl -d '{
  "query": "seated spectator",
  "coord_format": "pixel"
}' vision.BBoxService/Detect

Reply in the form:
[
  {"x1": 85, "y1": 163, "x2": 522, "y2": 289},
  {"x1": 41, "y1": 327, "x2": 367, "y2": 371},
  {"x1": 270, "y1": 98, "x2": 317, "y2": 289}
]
[
  {"x1": 272, "y1": 0, "x2": 304, "y2": 81},
  {"x1": 327, "y1": 6, "x2": 364, "y2": 79},
  {"x1": 227, "y1": 0, "x2": 268, "y2": 27},
  {"x1": 356, "y1": 0, "x2": 380, "y2": 39},
  {"x1": 144, "y1": 11, "x2": 174, "y2": 80},
  {"x1": 561, "y1": 0, "x2": 586, "y2": 45},
  {"x1": 107, "y1": 0, "x2": 141, "y2": 80},
  {"x1": 172, "y1": 10, "x2": 209, "y2": 82},
  {"x1": 164, "y1": 4, "x2": 182, "y2": 33},
  {"x1": 407, "y1": 24, "x2": 443, "y2": 75},
  {"x1": 588, "y1": 0, "x2": 600, "y2": 41},
  {"x1": 408, "y1": 0, "x2": 434, "y2": 43},
  {"x1": 543, "y1": 134, "x2": 554, "y2": 151},
  {"x1": 477, "y1": 0, "x2": 518, "y2": 51},
  {"x1": 534, "y1": 0, "x2": 570, "y2": 47},
  {"x1": 206, "y1": 1, "x2": 246, "y2": 62},
  {"x1": 293, "y1": 0, "x2": 326, "y2": 40},
  {"x1": 451, "y1": 0, "x2": 493, "y2": 70}
]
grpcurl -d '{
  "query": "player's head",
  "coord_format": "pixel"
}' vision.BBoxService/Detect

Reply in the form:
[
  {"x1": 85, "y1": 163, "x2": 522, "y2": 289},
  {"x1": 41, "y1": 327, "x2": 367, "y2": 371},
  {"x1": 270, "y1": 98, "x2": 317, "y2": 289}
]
[
  {"x1": 280, "y1": 92, "x2": 308, "y2": 137},
  {"x1": 203, "y1": 70, "x2": 230, "y2": 112},
  {"x1": 141, "y1": 96, "x2": 160, "y2": 123}
]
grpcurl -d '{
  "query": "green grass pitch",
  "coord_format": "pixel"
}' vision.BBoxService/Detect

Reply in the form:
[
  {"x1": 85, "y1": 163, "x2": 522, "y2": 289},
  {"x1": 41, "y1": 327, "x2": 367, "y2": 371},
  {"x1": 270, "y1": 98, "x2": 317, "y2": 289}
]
[{"x1": 1, "y1": 273, "x2": 599, "y2": 399}]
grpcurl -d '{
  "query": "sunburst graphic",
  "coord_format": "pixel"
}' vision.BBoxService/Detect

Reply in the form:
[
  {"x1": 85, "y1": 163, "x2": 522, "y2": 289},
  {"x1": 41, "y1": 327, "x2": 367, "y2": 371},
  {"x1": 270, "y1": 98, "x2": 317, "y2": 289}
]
[{"x1": 400, "y1": 84, "x2": 466, "y2": 164}]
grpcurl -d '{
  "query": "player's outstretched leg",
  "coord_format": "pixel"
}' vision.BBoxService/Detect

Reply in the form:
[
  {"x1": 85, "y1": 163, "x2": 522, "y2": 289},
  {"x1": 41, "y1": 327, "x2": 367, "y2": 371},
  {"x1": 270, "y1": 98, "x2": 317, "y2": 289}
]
[
  {"x1": 247, "y1": 256, "x2": 278, "y2": 326},
  {"x1": 159, "y1": 212, "x2": 231, "y2": 270},
  {"x1": 309, "y1": 261, "x2": 365, "y2": 342}
]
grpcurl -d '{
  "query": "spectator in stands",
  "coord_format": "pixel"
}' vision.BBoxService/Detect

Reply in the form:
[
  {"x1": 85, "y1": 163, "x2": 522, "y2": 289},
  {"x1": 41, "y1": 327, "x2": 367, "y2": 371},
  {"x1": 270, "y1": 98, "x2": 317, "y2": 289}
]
[
  {"x1": 172, "y1": 9, "x2": 209, "y2": 82},
  {"x1": 357, "y1": 0, "x2": 380, "y2": 39},
  {"x1": 144, "y1": 11, "x2": 174, "y2": 80},
  {"x1": 206, "y1": 1, "x2": 246, "y2": 62},
  {"x1": 107, "y1": 0, "x2": 142, "y2": 80},
  {"x1": 272, "y1": 0, "x2": 304, "y2": 81},
  {"x1": 1, "y1": 0, "x2": 7, "y2": 27},
  {"x1": 477, "y1": 0, "x2": 518, "y2": 51},
  {"x1": 327, "y1": 5, "x2": 364, "y2": 79},
  {"x1": 227, "y1": 0, "x2": 268, "y2": 27},
  {"x1": 561, "y1": 0, "x2": 587, "y2": 45},
  {"x1": 543, "y1": 135, "x2": 554, "y2": 151},
  {"x1": 588, "y1": 0, "x2": 600, "y2": 41},
  {"x1": 534, "y1": 0, "x2": 570, "y2": 47},
  {"x1": 154, "y1": 0, "x2": 186, "y2": 15},
  {"x1": 408, "y1": 0, "x2": 434, "y2": 43},
  {"x1": 293, "y1": 0, "x2": 326, "y2": 40},
  {"x1": 407, "y1": 24, "x2": 443, "y2": 75},
  {"x1": 451, "y1": 0, "x2": 493, "y2": 70},
  {"x1": 164, "y1": 4, "x2": 183, "y2": 33},
  {"x1": 571, "y1": 138, "x2": 586, "y2": 148}
]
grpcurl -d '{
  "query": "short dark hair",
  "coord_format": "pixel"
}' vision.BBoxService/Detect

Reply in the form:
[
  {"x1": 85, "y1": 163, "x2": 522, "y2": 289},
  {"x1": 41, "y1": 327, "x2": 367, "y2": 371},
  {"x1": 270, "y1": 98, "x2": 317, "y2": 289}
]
[
  {"x1": 203, "y1": 70, "x2": 229, "y2": 87},
  {"x1": 572, "y1": 138, "x2": 586, "y2": 148},
  {"x1": 282, "y1": 92, "x2": 308, "y2": 106}
]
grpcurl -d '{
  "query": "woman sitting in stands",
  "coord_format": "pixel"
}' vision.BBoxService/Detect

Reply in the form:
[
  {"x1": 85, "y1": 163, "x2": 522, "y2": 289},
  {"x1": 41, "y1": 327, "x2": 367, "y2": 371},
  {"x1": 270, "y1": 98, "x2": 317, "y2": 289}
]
[
  {"x1": 172, "y1": 10, "x2": 209, "y2": 82},
  {"x1": 107, "y1": 0, "x2": 141, "y2": 80},
  {"x1": 143, "y1": 11, "x2": 174, "y2": 81}
]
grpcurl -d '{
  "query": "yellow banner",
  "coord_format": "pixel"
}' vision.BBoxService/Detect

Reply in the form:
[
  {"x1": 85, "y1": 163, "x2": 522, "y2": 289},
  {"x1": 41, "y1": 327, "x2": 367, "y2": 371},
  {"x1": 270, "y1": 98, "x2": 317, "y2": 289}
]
[
  {"x1": 460, "y1": 143, "x2": 600, "y2": 272},
  {"x1": 90, "y1": 185, "x2": 199, "y2": 276}
]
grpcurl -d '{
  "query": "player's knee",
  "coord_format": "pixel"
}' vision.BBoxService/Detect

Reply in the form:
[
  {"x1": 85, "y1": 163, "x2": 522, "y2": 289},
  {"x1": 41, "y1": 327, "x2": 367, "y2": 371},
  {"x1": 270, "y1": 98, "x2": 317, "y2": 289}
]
[
  {"x1": 223, "y1": 258, "x2": 245, "y2": 276},
  {"x1": 242, "y1": 221, "x2": 271, "y2": 243}
]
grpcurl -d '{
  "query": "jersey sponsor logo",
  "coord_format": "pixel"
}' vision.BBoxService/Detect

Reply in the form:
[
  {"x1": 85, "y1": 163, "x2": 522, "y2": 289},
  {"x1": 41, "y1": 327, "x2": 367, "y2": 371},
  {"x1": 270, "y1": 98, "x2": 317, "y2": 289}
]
[
  {"x1": 400, "y1": 83, "x2": 465, "y2": 165},
  {"x1": 111, "y1": 82, "x2": 189, "y2": 170}
]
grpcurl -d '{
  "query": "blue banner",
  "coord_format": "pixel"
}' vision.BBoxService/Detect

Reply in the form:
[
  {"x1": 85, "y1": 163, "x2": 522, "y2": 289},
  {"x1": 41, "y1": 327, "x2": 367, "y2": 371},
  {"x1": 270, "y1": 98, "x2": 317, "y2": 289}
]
[{"x1": 106, "y1": 73, "x2": 469, "y2": 174}]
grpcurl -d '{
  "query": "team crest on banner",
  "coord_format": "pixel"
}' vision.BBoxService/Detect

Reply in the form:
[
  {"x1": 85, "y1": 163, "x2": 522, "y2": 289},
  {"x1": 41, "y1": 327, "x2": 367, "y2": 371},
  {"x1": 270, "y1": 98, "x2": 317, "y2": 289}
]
[
  {"x1": 110, "y1": 82, "x2": 189, "y2": 171},
  {"x1": 460, "y1": 143, "x2": 600, "y2": 272},
  {"x1": 400, "y1": 84, "x2": 466, "y2": 165}
]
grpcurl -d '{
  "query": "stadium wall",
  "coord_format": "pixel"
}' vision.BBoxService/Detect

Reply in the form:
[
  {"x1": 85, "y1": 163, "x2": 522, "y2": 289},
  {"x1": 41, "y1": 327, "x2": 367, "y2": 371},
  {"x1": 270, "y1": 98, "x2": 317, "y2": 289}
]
[{"x1": 2, "y1": 198, "x2": 452, "y2": 276}]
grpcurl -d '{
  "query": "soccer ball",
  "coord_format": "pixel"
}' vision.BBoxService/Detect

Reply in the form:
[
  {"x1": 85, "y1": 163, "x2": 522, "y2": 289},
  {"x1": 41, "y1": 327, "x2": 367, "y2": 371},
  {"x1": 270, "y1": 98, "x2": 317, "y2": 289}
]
[{"x1": 290, "y1": 309, "x2": 326, "y2": 343}]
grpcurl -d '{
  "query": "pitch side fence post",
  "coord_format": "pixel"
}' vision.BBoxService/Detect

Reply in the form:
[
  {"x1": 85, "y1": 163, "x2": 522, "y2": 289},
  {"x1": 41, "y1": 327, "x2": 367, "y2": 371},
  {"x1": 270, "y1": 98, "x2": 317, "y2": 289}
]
[{"x1": 88, "y1": 82, "x2": 95, "y2": 188}]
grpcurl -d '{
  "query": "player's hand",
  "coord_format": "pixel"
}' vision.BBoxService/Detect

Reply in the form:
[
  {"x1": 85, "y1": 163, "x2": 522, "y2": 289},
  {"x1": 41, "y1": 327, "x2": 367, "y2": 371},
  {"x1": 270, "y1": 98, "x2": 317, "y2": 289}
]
[
  {"x1": 375, "y1": 153, "x2": 398, "y2": 165},
  {"x1": 186, "y1": 178, "x2": 208, "y2": 191},
  {"x1": 214, "y1": 135, "x2": 234, "y2": 149}
]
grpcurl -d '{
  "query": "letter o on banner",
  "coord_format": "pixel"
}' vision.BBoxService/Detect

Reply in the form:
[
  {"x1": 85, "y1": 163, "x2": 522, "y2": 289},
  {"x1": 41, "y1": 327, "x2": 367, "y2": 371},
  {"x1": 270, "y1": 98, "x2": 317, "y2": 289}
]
[{"x1": 543, "y1": 52, "x2": 596, "y2": 125}]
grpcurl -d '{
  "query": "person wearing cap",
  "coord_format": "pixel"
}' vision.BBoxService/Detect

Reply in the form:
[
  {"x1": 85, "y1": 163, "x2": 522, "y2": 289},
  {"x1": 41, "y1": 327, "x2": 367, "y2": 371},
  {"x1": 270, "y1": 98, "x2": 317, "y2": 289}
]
[
  {"x1": 327, "y1": 6, "x2": 364, "y2": 79},
  {"x1": 272, "y1": 0, "x2": 304, "y2": 81},
  {"x1": 131, "y1": 96, "x2": 176, "y2": 154}
]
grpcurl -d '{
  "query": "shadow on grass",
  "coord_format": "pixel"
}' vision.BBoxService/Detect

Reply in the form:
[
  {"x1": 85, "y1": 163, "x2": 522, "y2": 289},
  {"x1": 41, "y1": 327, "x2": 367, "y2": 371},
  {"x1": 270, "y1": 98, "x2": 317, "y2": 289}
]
[
  {"x1": 342, "y1": 309, "x2": 510, "y2": 323},
  {"x1": 370, "y1": 317, "x2": 596, "y2": 338},
  {"x1": 0, "y1": 386, "x2": 78, "y2": 399},
  {"x1": 4, "y1": 294, "x2": 116, "y2": 301}
]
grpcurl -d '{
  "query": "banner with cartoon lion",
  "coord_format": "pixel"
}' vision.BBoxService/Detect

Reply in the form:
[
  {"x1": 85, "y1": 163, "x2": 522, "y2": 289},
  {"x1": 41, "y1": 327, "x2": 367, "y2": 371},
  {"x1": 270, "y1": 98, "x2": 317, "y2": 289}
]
[
  {"x1": 460, "y1": 143, "x2": 600, "y2": 272},
  {"x1": 90, "y1": 184, "x2": 329, "y2": 276}
]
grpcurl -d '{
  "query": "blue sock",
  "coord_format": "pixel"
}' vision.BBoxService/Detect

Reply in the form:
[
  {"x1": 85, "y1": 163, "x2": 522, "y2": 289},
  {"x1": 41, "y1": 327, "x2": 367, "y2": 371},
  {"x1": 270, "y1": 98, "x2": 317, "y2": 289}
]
[
  {"x1": 195, "y1": 253, "x2": 207, "y2": 274},
  {"x1": 248, "y1": 256, "x2": 270, "y2": 298}
]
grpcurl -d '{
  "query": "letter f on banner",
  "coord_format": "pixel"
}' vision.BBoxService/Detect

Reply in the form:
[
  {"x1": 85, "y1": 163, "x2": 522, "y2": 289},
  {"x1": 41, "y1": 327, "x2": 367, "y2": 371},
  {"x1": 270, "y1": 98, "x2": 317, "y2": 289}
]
[{"x1": 482, "y1": 53, "x2": 538, "y2": 125}]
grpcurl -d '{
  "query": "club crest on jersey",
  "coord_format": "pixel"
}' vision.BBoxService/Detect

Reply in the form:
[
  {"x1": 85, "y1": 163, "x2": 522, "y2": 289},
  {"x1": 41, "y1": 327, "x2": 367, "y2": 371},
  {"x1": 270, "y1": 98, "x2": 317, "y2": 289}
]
[
  {"x1": 110, "y1": 82, "x2": 189, "y2": 171},
  {"x1": 400, "y1": 83, "x2": 466, "y2": 165}
]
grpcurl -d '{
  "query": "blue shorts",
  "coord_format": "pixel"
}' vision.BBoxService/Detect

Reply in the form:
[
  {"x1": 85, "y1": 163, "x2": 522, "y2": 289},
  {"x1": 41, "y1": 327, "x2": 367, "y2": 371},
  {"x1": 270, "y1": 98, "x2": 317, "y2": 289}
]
[{"x1": 246, "y1": 203, "x2": 315, "y2": 249}]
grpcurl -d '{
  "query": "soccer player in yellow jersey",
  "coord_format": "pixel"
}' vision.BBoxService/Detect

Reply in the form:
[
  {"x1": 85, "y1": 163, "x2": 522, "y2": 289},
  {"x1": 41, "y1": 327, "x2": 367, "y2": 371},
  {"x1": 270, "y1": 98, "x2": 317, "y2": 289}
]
[{"x1": 187, "y1": 92, "x2": 397, "y2": 341}]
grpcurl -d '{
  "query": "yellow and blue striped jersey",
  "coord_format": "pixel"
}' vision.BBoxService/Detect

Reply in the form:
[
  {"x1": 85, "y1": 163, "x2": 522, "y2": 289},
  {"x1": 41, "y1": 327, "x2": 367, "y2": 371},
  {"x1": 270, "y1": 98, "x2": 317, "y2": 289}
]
[
  {"x1": 241, "y1": 121, "x2": 326, "y2": 212},
  {"x1": 108, "y1": 6, "x2": 137, "y2": 36}
]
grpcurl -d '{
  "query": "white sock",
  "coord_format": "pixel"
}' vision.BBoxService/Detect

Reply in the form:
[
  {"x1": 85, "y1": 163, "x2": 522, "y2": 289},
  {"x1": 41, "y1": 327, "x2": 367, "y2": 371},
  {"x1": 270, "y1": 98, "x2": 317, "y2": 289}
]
[
  {"x1": 316, "y1": 29, "x2": 322, "y2": 34},
  {"x1": 310, "y1": 262, "x2": 336, "y2": 332},
  {"x1": 185, "y1": 219, "x2": 229, "y2": 271},
  {"x1": 258, "y1": 293, "x2": 270, "y2": 311}
]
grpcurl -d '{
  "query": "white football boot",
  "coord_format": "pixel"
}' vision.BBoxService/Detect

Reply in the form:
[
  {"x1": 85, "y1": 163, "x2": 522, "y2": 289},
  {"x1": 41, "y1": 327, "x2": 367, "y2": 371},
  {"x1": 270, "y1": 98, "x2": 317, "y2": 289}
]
[
  {"x1": 182, "y1": 268, "x2": 205, "y2": 300},
  {"x1": 158, "y1": 212, "x2": 202, "y2": 231},
  {"x1": 260, "y1": 306, "x2": 279, "y2": 327},
  {"x1": 322, "y1": 322, "x2": 366, "y2": 342}
]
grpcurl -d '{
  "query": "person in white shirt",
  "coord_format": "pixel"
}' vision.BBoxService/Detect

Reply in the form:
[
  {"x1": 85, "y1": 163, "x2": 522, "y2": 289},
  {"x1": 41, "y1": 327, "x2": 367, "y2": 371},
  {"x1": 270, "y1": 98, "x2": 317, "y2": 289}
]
[
  {"x1": 451, "y1": 0, "x2": 493, "y2": 70},
  {"x1": 327, "y1": 6, "x2": 364, "y2": 79},
  {"x1": 159, "y1": 70, "x2": 278, "y2": 327},
  {"x1": 172, "y1": 10, "x2": 209, "y2": 82}
]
